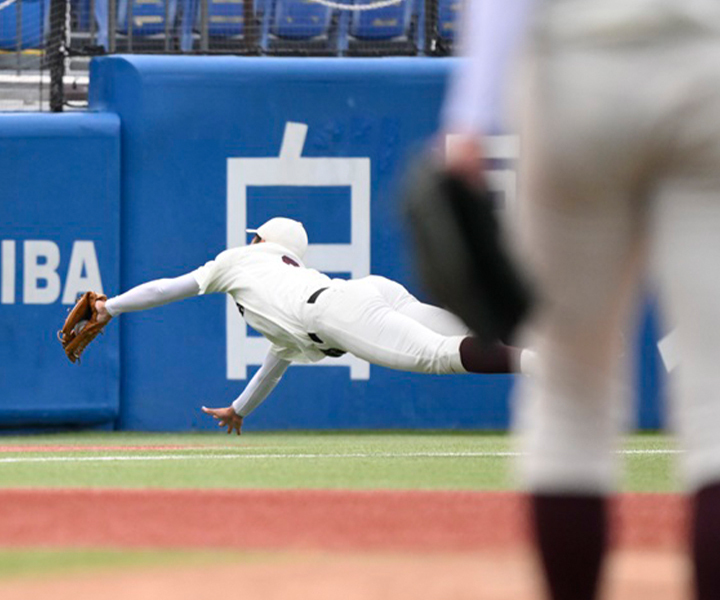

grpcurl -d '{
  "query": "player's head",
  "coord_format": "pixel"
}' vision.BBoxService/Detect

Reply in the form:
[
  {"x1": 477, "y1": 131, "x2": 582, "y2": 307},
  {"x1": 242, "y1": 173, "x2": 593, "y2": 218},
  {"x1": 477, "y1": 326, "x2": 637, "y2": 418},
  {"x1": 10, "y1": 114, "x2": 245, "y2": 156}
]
[{"x1": 246, "y1": 217, "x2": 308, "y2": 259}]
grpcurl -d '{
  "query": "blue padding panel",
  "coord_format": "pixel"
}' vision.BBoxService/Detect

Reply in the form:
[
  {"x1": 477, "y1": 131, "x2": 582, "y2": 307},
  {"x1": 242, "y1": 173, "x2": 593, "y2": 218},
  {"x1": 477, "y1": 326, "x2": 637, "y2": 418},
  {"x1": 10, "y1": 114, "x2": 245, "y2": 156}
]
[
  {"x1": 88, "y1": 56, "x2": 664, "y2": 432},
  {"x1": 246, "y1": 187, "x2": 352, "y2": 243},
  {"x1": 0, "y1": 113, "x2": 121, "y2": 427},
  {"x1": 88, "y1": 56, "x2": 513, "y2": 432},
  {"x1": 636, "y1": 299, "x2": 665, "y2": 430},
  {"x1": 270, "y1": 0, "x2": 331, "y2": 39}
]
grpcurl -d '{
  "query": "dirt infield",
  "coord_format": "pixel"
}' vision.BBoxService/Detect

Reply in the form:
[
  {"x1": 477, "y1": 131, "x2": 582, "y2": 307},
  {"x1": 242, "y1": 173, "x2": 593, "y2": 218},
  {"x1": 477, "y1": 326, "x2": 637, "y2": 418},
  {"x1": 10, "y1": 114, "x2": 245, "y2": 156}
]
[
  {"x1": 0, "y1": 488, "x2": 688, "y2": 551},
  {"x1": 0, "y1": 489, "x2": 691, "y2": 599},
  {"x1": 0, "y1": 550, "x2": 691, "y2": 600}
]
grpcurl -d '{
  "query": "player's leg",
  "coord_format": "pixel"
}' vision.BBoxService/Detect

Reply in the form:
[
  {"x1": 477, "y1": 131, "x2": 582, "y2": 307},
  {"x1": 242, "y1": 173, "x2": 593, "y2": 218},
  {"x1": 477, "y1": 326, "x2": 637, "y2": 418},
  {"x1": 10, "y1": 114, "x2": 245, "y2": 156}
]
[
  {"x1": 654, "y1": 187, "x2": 720, "y2": 600},
  {"x1": 316, "y1": 281, "x2": 462, "y2": 373},
  {"x1": 513, "y1": 44, "x2": 650, "y2": 600},
  {"x1": 650, "y1": 43, "x2": 720, "y2": 595},
  {"x1": 314, "y1": 280, "x2": 506, "y2": 374},
  {"x1": 362, "y1": 275, "x2": 472, "y2": 336},
  {"x1": 693, "y1": 485, "x2": 720, "y2": 600},
  {"x1": 357, "y1": 275, "x2": 522, "y2": 372},
  {"x1": 515, "y1": 205, "x2": 642, "y2": 600}
]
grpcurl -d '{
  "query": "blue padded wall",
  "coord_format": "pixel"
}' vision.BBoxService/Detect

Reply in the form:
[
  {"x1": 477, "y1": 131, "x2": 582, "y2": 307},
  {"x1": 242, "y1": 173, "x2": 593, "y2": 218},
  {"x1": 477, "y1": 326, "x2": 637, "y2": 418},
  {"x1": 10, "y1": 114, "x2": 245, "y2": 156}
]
[
  {"x1": 88, "y1": 56, "x2": 664, "y2": 432},
  {"x1": 0, "y1": 113, "x2": 121, "y2": 426}
]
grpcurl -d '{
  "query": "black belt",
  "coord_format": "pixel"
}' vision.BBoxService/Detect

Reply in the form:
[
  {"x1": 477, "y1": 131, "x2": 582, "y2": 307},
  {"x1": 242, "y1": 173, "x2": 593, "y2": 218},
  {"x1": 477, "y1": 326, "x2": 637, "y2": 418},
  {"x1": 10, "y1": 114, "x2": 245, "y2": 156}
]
[
  {"x1": 307, "y1": 287, "x2": 329, "y2": 304},
  {"x1": 307, "y1": 287, "x2": 345, "y2": 357}
]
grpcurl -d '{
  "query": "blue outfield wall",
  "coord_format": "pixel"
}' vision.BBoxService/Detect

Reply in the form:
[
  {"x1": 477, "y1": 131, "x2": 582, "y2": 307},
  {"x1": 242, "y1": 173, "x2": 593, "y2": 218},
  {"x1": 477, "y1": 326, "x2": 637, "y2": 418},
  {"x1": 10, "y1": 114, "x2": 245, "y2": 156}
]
[
  {"x1": 88, "y1": 55, "x2": 523, "y2": 432},
  {"x1": 0, "y1": 56, "x2": 664, "y2": 431},
  {"x1": 87, "y1": 55, "x2": 664, "y2": 432},
  {"x1": 0, "y1": 113, "x2": 121, "y2": 426}
]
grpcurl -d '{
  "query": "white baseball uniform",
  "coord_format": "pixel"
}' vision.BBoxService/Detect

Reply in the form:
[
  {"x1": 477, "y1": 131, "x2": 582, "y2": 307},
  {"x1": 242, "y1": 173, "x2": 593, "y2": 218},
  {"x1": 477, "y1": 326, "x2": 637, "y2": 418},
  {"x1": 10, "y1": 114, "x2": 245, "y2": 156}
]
[
  {"x1": 443, "y1": 0, "x2": 720, "y2": 494},
  {"x1": 442, "y1": 4, "x2": 720, "y2": 599},
  {"x1": 105, "y1": 240, "x2": 477, "y2": 417}
]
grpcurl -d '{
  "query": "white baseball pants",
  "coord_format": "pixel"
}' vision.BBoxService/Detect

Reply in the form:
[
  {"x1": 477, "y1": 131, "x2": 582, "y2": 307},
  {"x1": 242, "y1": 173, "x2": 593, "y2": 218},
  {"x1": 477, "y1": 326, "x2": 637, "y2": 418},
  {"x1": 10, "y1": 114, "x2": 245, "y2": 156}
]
[
  {"x1": 514, "y1": 35, "x2": 720, "y2": 493},
  {"x1": 306, "y1": 275, "x2": 472, "y2": 374}
]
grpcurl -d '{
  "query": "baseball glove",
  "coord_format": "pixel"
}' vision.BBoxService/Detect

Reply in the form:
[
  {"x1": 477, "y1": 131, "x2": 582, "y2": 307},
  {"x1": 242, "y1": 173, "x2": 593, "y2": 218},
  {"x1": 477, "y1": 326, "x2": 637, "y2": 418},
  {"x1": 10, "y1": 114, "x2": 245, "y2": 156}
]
[
  {"x1": 58, "y1": 291, "x2": 108, "y2": 363},
  {"x1": 402, "y1": 155, "x2": 533, "y2": 344}
]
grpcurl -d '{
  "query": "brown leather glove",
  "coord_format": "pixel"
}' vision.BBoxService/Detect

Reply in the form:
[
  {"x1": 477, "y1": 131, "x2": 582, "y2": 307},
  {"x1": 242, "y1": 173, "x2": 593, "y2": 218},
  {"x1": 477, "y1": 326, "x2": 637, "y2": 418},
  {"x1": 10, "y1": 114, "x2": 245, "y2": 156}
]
[{"x1": 58, "y1": 291, "x2": 109, "y2": 363}]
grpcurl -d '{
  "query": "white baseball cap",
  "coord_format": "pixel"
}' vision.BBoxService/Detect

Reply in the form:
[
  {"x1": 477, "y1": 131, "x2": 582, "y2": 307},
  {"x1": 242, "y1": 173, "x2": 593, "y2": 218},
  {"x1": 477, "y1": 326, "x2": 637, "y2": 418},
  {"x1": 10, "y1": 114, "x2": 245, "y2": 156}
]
[{"x1": 247, "y1": 217, "x2": 308, "y2": 259}]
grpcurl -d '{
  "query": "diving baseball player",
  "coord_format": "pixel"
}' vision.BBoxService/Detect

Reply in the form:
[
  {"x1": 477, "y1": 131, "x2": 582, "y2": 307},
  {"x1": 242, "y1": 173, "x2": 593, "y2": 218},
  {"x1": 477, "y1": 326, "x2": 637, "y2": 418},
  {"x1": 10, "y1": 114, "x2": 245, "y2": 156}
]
[
  {"x1": 441, "y1": 1, "x2": 720, "y2": 599},
  {"x1": 87, "y1": 217, "x2": 533, "y2": 434}
]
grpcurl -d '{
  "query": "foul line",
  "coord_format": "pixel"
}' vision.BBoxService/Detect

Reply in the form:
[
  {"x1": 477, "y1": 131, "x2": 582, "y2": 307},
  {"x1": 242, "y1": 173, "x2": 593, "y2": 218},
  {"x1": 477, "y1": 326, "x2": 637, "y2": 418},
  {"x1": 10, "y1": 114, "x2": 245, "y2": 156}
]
[{"x1": 0, "y1": 449, "x2": 681, "y2": 464}]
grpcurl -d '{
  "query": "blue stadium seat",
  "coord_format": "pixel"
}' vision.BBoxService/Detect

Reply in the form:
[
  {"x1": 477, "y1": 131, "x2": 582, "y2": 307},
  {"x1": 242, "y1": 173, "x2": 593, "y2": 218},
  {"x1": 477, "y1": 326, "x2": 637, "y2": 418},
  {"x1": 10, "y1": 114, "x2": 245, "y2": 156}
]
[
  {"x1": 206, "y1": 0, "x2": 245, "y2": 37},
  {"x1": 261, "y1": 0, "x2": 336, "y2": 54},
  {"x1": 70, "y1": 0, "x2": 92, "y2": 32},
  {"x1": 435, "y1": 0, "x2": 459, "y2": 53},
  {"x1": 349, "y1": 0, "x2": 409, "y2": 40},
  {"x1": 0, "y1": 0, "x2": 50, "y2": 50},
  {"x1": 270, "y1": 0, "x2": 330, "y2": 40},
  {"x1": 344, "y1": 0, "x2": 415, "y2": 55},
  {"x1": 179, "y1": 0, "x2": 257, "y2": 52},
  {"x1": 116, "y1": 0, "x2": 177, "y2": 37},
  {"x1": 69, "y1": 0, "x2": 109, "y2": 50},
  {"x1": 179, "y1": 0, "x2": 198, "y2": 50}
]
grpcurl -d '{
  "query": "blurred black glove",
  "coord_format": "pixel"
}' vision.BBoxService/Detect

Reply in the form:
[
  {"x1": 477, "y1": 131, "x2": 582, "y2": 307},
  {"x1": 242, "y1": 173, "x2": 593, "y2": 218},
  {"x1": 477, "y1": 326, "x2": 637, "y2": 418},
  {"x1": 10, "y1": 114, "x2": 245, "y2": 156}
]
[{"x1": 402, "y1": 155, "x2": 534, "y2": 343}]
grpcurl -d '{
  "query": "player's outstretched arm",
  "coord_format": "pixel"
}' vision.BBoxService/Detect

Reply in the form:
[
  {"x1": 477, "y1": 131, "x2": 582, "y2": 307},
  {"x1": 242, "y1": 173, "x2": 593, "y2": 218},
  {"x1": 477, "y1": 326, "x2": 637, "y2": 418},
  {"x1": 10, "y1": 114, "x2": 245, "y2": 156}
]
[{"x1": 103, "y1": 273, "x2": 201, "y2": 317}]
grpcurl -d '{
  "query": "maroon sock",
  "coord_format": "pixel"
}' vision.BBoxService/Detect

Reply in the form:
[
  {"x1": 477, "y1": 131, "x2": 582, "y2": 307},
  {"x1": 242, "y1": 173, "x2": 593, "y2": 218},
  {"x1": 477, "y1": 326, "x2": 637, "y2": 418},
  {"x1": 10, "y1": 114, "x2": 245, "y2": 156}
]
[
  {"x1": 692, "y1": 482, "x2": 720, "y2": 600},
  {"x1": 531, "y1": 494, "x2": 608, "y2": 600},
  {"x1": 458, "y1": 337, "x2": 517, "y2": 373}
]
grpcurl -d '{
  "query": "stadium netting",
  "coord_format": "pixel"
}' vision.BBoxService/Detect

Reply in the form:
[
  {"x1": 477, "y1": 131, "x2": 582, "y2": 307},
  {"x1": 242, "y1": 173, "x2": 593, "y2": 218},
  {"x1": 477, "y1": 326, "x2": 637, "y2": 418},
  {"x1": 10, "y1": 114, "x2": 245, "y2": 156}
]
[{"x1": 0, "y1": 0, "x2": 461, "y2": 111}]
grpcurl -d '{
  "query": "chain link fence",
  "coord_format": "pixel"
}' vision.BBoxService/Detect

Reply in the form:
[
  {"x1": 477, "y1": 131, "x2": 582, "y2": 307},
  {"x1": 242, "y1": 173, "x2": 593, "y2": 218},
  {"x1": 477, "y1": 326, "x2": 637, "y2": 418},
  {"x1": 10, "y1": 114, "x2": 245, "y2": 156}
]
[{"x1": 0, "y1": 0, "x2": 461, "y2": 111}]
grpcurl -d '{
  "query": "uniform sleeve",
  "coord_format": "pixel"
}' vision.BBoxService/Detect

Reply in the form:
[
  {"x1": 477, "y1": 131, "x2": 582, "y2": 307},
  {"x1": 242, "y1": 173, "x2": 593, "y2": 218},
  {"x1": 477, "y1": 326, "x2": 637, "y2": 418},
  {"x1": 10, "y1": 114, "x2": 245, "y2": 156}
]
[
  {"x1": 192, "y1": 248, "x2": 241, "y2": 295},
  {"x1": 104, "y1": 273, "x2": 200, "y2": 316},
  {"x1": 441, "y1": 0, "x2": 539, "y2": 135},
  {"x1": 231, "y1": 351, "x2": 291, "y2": 417},
  {"x1": 192, "y1": 259, "x2": 218, "y2": 295}
]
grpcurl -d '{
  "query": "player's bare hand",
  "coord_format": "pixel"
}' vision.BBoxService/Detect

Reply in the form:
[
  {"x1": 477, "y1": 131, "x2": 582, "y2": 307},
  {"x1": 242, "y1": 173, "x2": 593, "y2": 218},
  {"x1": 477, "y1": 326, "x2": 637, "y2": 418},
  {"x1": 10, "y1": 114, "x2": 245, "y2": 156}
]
[
  {"x1": 94, "y1": 299, "x2": 112, "y2": 326},
  {"x1": 442, "y1": 133, "x2": 486, "y2": 188},
  {"x1": 202, "y1": 405, "x2": 244, "y2": 435}
]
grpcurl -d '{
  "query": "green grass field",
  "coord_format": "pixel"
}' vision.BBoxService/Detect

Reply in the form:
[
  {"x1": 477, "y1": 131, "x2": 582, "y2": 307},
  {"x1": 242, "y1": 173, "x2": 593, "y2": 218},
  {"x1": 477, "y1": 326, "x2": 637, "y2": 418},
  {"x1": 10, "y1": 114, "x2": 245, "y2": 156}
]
[
  {"x1": 0, "y1": 431, "x2": 680, "y2": 492},
  {"x1": 0, "y1": 548, "x2": 251, "y2": 580},
  {"x1": 0, "y1": 431, "x2": 681, "y2": 582}
]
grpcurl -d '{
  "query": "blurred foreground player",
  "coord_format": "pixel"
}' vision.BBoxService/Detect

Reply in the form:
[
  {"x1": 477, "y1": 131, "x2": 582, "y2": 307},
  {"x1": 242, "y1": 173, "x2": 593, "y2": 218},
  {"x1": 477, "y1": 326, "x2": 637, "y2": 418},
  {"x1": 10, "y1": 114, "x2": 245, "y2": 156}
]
[
  {"x1": 60, "y1": 217, "x2": 532, "y2": 434},
  {"x1": 442, "y1": 0, "x2": 720, "y2": 599}
]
